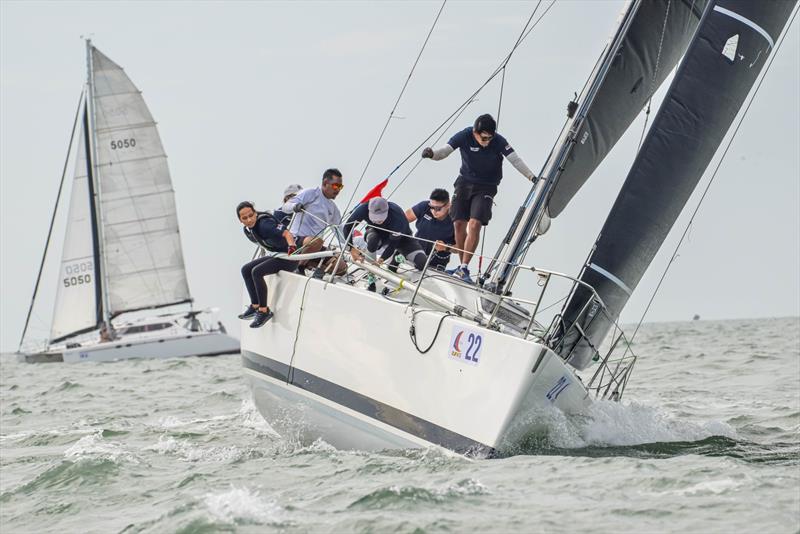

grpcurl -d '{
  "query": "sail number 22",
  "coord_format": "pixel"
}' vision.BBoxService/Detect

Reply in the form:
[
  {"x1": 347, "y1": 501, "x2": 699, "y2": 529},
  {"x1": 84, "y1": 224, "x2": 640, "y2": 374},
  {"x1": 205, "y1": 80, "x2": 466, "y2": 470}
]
[{"x1": 110, "y1": 138, "x2": 136, "y2": 150}]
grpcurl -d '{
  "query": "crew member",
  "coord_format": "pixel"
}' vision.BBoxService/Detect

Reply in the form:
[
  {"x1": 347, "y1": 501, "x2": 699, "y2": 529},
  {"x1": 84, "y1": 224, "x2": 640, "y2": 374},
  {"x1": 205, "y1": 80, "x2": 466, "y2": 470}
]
[
  {"x1": 237, "y1": 201, "x2": 297, "y2": 328},
  {"x1": 405, "y1": 188, "x2": 455, "y2": 271},
  {"x1": 422, "y1": 114, "x2": 538, "y2": 283},
  {"x1": 344, "y1": 197, "x2": 428, "y2": 271},
  {"x1": 282, "y1": 169, "x2": 344, "y2": 276}
]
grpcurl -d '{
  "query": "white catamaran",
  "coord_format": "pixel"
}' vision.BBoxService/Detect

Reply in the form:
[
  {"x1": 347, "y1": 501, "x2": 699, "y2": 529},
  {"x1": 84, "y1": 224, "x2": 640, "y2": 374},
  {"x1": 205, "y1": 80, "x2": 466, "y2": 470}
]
[
  {"x1": 241, "y1": 0, "x2": 796, "y2": 455},
  {"x1": 18, "y1": 41, "x2": 239, "y2": 364}
]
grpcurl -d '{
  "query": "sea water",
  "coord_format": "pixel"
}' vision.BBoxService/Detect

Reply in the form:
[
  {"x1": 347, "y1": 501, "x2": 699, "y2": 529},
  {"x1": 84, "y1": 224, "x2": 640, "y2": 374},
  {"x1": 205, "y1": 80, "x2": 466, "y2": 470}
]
[{"x1": 1, "y1": 318, "x2": 798, "y2": 533}]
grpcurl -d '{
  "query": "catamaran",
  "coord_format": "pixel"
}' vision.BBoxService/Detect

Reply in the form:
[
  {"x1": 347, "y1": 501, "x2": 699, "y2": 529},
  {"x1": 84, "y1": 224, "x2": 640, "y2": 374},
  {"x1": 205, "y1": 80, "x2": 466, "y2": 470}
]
[
  {"x1": 17, "y1": 42, "x2": 239, "y2": 364},
  {"x1": 240, "y1": 0, "x2": 796, "y2": 455}
]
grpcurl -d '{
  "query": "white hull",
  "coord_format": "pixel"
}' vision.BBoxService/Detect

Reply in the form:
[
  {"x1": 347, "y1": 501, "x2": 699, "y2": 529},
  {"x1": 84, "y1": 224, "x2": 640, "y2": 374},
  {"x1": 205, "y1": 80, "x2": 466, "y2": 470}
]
[
  {"x1": 21, "y1": 330, "x2": 239, "y2": 363},
  {"x1": 242, "y1": 270, "x2": 590, "y2": 454}
]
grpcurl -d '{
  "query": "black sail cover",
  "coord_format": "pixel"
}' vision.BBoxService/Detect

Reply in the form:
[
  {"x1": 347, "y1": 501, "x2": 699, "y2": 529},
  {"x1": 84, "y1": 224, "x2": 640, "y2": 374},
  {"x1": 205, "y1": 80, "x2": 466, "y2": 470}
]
[
  {"x1": 554, "y1": 0, "x2": 797, "y2": 370},
  {"x1": 547, "y1": 0, "x2": 708, "y2": 218}
]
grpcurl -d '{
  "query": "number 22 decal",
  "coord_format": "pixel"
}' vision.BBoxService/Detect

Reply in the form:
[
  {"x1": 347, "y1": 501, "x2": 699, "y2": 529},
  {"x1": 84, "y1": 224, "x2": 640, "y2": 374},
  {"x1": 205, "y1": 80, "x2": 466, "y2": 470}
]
[
  {"x1": 448, "y1": 327, "x2": 483, "y2": 366},
  {"x1": 464, "y1": 333, "x2": 482, "y2": 362}
]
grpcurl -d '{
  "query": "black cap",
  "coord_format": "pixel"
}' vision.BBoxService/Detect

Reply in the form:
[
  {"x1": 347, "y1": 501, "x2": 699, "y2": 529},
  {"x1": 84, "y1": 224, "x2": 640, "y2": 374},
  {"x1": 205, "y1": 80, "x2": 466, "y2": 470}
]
[{"x1": 474, "y1": 114, "x2": 496, "y2": 135}]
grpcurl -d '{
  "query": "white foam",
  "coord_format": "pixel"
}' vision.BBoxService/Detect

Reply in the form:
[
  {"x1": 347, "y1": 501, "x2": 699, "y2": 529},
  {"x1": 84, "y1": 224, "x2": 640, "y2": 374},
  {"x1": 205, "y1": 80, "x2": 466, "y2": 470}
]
[
  {"x1": 237, "y1": 398, "x2": 280, "y2": 436},
  {"x1": 545, "y1": 400, "x2": 738, "y2": 448},
  {"x1": 64, "y1": 431, "x2": 138, "y2": 463},
  {"x1": 145, "y1": 435, "x2": 252, "y2": 463},
  {"x1": 203, "y1": 486, "x2": 282, "y2": 525}
]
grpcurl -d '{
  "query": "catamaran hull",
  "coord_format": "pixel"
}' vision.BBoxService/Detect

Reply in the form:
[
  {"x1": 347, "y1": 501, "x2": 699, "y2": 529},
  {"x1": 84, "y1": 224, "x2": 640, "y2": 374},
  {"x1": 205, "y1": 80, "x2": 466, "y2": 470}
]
[
  {"x1": 241, "y1": 271, "x2": 590, "y2": 454},
  {"x1": 20, "y1": 331, "x2": 239, "y2": 363}
]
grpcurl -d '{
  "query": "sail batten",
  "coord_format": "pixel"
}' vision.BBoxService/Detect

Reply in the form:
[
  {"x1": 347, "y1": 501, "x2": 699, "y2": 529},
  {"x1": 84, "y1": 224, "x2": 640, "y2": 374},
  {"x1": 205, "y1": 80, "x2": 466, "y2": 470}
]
[{"x1": 554, "y1": 0, "x2": 798, "y2": 371}]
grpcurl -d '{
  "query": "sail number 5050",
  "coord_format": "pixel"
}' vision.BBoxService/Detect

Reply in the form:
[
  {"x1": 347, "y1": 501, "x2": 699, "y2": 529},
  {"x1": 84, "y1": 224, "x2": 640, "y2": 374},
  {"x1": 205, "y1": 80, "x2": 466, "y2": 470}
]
[
  {"x1": 110, "y1": 138, "x2": 136, "y2": 150},
  {"x1": 63, "y1": 261, "x2": 93, "y2": 287},
  {"x1": 64, "y1": 274, "x2": 92, "y2": 287}
]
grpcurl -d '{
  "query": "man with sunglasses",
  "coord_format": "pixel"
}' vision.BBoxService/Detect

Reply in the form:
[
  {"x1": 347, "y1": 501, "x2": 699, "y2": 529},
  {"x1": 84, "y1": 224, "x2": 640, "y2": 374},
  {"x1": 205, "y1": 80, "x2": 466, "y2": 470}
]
[
  {"x1": 422, "y1": 114, "x2": 537, "y2": 283},
  {"x1": 281, "y1": 168, "x2": 343, "y2": 254},
  {"x1": 405, "y1": 188, "x2": 455, "y2": 271}
]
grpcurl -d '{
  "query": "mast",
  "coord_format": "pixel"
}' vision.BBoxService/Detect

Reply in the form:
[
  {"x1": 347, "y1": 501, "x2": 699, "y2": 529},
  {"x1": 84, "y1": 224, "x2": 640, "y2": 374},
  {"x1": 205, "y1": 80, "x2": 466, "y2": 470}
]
[
  {"x1": 488, "y1": 0, "x2": 642, "y2": 295},
  {"x1": 85, "y1": 39, "x2": 112, "y2": 330}
]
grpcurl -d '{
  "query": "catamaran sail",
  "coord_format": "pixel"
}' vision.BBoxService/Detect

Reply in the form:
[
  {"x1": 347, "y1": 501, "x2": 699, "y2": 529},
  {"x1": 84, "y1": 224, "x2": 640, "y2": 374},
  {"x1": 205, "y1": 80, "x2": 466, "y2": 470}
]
[
  {"x1": 48, "y1": 45, "x2": 191, "y2": 343},
  {"x1": 51, "y1": 110, "x2": 102, "y2": 342},
  {"x1": 19, "y1": 42, "x2": 240, "y2": 363},
  {"x1": 553, "y1": 0, "x2": 798, "y2": 370},
  {"x1": 488, "y1": 0, "x2": 708, "y2": 292}
]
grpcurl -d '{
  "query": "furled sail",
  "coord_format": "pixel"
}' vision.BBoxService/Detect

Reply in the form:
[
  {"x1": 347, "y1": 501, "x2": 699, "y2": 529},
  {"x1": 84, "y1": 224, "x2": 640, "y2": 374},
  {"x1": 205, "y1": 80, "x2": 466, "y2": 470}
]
[
  {"x1": 547, "y1": 0, "x2": 708, "y2": 217},
  {"x1": 553, "y1": 0, "x2": 798, "y2": 370},
  {"x1": 90, "y1": 47, "x2": 191, "y2": 316},
  {"x1": 51, "y1": 109, "x2": 102, "y2": 342}
]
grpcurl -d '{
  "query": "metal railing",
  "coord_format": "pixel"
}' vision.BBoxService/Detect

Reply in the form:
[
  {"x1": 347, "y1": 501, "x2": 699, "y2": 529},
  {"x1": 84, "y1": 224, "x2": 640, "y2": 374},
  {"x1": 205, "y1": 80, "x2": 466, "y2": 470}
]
[{"x1": 255, "y1": 214, "x2": 638, "y2": 400}]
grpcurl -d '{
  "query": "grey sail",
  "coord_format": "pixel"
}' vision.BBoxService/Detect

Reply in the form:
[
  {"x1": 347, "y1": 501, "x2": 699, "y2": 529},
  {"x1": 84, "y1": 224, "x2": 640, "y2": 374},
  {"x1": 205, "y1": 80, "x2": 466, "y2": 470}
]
[
  {"x1": 90, "y1": 47, "x2": 192, "y2": 317},
  {"x1": 553, "y1": 0, "x2": 798, "y2": 371},
  {"x1": 489, "y1": 0, "x2": 707, "y2": 292},
  {"x1": 547, "y1": 0, "x2": 707, "y2": 218}
]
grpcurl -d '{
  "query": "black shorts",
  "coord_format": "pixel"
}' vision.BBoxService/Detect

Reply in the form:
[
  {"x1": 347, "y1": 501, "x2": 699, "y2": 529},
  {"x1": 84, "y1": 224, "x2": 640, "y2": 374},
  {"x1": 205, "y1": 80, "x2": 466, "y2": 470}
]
[{"x1": 451, "y1": 182, "x2": 497, "y2": 225}]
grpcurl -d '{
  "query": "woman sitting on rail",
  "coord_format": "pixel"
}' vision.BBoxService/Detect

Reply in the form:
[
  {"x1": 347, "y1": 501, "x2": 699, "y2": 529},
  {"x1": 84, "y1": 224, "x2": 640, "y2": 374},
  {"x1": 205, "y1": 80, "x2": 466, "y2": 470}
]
[{"x1": 237, "y1": 201, "x2": 297, "y2": 328}]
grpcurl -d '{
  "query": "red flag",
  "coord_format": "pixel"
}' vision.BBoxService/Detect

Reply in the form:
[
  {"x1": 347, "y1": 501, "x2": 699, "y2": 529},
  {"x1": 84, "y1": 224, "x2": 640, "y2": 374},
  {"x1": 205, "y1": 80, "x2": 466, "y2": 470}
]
[{"x1": 358, "y1": 178, "x2": 388, "y2": 204}]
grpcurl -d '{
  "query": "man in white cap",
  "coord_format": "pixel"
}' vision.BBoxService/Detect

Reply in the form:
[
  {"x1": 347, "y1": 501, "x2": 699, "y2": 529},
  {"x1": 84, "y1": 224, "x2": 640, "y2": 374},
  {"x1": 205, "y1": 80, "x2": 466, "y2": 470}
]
[
  {"x1": 282, "y1": 183, "x2": 303, "y2": 203},
  {"x1": 343, "y1": 197, "x2": 428, "y2": 271}
]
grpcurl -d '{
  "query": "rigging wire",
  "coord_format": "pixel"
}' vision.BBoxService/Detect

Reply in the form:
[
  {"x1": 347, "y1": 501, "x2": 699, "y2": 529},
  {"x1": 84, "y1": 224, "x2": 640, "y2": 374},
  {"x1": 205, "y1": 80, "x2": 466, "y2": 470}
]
[
  {"x1": 343, "y1": 0, "x2": 447, "y2": 213},
  {"x1": 363, "y1": 0, "x2": 556, "y2": 204},
  {"x1": 18, "y1": 89, "x2": 85, "y2": 352},
  {"x1": 625, "y1": 5, "x2": 799, "y2": 349}
]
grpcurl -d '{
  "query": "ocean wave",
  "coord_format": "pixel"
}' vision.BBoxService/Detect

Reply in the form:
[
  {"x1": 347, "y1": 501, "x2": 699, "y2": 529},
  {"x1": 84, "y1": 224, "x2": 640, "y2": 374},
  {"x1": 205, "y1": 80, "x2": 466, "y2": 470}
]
[
  {"x1": 64, "y1": 431, "x2": 139, "y2": 464},
  {"x1": 144, "y1": 435, "x2": 263, "y2": 463},
  {"x1": 347, "y1": 478, "x2": 488, "y2": 510}
]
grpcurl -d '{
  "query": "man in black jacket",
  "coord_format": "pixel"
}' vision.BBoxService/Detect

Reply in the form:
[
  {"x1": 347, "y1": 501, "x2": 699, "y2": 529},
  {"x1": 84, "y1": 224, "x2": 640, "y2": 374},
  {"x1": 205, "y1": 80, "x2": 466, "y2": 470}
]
[{"x1": 343, "y1": 197, "x2": 428, "y2": 271}]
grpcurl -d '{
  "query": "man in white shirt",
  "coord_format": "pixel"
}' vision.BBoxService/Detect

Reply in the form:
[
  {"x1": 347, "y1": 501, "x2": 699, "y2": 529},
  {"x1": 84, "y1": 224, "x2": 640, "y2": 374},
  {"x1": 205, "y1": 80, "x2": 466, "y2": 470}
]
[{"x1": 281, "y1": 168, "x2": 344, "y2": 275}]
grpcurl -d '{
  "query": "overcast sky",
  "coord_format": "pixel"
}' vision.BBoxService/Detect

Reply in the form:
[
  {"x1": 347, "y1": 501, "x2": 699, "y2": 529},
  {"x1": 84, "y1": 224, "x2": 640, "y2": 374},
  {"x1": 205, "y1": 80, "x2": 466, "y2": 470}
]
[{"x1": 1, "y1": 0, "x2": 798, "y2": 351}]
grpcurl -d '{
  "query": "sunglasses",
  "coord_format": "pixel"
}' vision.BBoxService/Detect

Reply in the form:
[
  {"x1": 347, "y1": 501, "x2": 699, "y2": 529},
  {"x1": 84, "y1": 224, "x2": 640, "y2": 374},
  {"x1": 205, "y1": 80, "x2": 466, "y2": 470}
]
[
  {"x1": 429, "y1": 203, "x2": 448, "y2": 212},
  {"x1": 329, "y1": 182, "x2": 344, "y2": 191},
  {"x1": 478, "y1": 134, "x2": 494, "y2": 142}
]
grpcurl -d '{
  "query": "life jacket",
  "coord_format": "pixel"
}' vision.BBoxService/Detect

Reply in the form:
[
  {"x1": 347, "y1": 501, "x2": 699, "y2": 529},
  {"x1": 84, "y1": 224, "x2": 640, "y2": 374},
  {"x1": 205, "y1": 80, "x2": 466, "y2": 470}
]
[{"x1": 244, "y1": 211, "x2": 288, "y2": 252}]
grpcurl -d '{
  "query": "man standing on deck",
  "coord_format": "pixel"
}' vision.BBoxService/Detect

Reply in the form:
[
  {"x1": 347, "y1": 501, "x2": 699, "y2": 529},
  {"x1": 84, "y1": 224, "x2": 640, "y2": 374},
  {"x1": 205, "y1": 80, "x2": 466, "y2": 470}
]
[{"x1": 421, "y1": 114, "x2": 538, "y2": 283}]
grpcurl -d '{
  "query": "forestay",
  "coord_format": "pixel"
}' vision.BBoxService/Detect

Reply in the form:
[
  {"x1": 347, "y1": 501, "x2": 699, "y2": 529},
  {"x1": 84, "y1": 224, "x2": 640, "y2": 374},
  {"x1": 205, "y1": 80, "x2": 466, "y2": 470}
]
[
  {"x1": 553, "y1": 0, "x2": 798, "y2": 370},
  {"x1": 90, "y1": 47, "x2": 191, "y2": 317}
]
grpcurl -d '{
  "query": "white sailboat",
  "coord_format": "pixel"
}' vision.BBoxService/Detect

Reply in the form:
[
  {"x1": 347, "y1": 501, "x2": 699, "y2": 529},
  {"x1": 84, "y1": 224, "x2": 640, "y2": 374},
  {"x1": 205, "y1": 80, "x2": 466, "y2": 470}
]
[
  {"x1": 241, "y1": 0, "x2": 796, "y2": 455},
  {"x1": 18, "y1": 41, "x2": 239, "y2": 364}
]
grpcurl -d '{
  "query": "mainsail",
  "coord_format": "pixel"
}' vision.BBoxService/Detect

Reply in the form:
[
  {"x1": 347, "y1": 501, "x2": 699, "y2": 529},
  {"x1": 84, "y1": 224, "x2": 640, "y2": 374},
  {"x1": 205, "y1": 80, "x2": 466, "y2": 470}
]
[
  {"x1": 90, "y1": 47, "x2": 191, "y2": 317},
  {"x1": 490, "y1": 0, "x2": 707, "y2": 291},
  {"x1": 553, "y1": 0, "x2": 798, "y2": 370}
]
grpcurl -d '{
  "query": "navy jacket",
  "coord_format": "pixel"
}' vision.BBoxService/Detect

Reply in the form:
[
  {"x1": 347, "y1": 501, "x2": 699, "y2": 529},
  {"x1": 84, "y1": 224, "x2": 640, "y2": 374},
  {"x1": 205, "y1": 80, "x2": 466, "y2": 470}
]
[{"x1": 344, "y1": 201, "x2": 413, "y2": 261}]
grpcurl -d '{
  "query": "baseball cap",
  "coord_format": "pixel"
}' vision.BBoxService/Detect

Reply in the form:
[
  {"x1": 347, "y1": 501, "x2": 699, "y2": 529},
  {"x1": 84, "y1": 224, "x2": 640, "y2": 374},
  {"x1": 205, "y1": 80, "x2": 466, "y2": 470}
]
[
  {"x1": 283, "y1": 184, "x2": 303, "y2": 198},
  {"x1": 368, "y1": 197, "x2": 389, "y2": 223}
]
